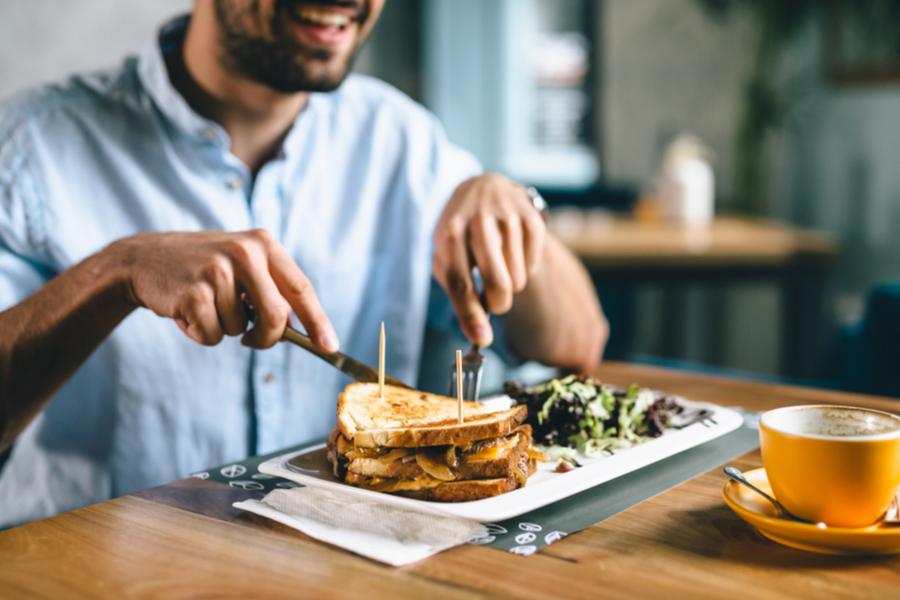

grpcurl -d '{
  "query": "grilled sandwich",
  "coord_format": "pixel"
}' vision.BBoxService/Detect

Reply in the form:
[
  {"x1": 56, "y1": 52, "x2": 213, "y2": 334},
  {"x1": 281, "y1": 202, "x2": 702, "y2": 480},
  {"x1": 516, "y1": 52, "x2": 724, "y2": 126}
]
[{"x1": 327, "y1": 383, "x2": 545, "y2": 502}]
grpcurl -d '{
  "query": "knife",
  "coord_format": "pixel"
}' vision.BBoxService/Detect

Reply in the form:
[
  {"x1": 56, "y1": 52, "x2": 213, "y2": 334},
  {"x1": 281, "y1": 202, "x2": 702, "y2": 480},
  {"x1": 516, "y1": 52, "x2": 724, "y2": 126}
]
[{"x1": 244, "y1": 301, "x2": 412, "y2": 389}]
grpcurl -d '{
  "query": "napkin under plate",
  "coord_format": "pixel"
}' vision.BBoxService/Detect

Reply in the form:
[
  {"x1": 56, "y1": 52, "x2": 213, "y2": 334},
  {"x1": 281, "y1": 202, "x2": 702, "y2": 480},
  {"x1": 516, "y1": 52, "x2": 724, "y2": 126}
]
[{"x1": 234, "y1": 486, "x2": 487, "y2": 566}]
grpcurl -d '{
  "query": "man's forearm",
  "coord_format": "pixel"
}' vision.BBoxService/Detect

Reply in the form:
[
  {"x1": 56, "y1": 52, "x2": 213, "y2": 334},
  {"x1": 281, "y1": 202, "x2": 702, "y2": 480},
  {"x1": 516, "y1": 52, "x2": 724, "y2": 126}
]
[
  {"x1": 502, "y1": 234, "x2": 607, "y2": 373},
  {"x1": 0, "y1": 248, "x2": 135, "y2": 451}
]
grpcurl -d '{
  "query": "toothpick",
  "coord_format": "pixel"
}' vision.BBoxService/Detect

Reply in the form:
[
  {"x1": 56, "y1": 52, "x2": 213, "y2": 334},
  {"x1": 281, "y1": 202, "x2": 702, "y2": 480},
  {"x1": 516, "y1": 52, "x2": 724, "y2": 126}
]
[
  {"x1": 456, "y1": 349, "x2": 463, "y2": 424},
  {"x1": 379, "y1": 322, "x2": 385, "y2": 401}
]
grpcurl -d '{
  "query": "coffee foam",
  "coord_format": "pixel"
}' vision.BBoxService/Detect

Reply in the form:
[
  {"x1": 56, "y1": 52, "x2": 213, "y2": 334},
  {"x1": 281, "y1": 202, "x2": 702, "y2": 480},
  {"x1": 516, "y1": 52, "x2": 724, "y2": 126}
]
[{"x1": 763, "y1": 405, "x2": 900, "y2": 439}]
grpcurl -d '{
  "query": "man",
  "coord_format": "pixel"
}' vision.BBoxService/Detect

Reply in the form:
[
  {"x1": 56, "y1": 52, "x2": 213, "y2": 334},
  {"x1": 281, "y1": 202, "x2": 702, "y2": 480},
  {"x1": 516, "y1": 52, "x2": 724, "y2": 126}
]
[{"x1": 0, "y1": 0, "x2": 606, "y2": 527}]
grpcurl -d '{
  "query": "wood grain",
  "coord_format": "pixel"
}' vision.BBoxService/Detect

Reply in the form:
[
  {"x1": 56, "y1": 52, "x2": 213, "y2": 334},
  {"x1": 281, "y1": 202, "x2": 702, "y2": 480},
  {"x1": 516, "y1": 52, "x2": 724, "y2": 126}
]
[
  {"x1": 0, "y1": 494, "x2": 498, "y2": 600},
  {"x1": 550, "y1": 215, "x2": 837, "y2": 269},
  {"x1": 3, "y1": 362, "x2": 900, "y2": 599}
]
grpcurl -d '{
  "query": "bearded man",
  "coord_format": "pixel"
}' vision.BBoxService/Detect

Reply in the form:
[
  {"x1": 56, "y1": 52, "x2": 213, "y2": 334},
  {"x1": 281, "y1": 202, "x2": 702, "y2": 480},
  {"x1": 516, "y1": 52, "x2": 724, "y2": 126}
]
[{"x1": 0, "y1": 0, "x2": 606, "y2": 527}]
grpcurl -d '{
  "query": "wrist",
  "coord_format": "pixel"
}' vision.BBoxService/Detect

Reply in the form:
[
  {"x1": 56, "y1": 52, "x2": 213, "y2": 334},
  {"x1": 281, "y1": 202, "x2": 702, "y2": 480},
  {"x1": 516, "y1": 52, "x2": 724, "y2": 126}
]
[{"x1": 95, "y1": 238, "x2": 143, "y2": 311}]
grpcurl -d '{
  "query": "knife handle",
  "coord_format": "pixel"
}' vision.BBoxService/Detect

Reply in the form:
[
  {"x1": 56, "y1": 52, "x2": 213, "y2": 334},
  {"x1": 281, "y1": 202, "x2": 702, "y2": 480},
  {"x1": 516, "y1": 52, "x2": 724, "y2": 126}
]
[{"x1": 243, "y1": 300, "x2": 338, "y2": 363}]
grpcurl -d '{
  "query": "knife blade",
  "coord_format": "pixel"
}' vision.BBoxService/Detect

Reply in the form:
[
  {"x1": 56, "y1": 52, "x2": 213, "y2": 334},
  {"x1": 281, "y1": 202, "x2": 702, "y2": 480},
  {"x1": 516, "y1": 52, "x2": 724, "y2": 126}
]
[
  {"x1": 281, "y1": 324, "x2": 413, "y2": 389},
  {"x1": 243, "y1": 300, "x2": 412, "y2": 389}
]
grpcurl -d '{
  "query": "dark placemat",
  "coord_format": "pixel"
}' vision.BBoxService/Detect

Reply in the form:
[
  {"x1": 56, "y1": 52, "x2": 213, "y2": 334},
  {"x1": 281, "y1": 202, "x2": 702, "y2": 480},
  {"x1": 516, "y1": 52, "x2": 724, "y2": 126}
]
[{"x1": 193, "y1": 411, "x2": 761, "y2": 556}]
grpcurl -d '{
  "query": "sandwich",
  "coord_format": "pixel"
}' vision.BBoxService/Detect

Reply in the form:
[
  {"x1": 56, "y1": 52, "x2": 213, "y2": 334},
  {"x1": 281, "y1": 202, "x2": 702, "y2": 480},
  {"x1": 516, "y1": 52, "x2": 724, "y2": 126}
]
[{"x1": 327, "y1": 383, "x2": 545, "y2": 502}]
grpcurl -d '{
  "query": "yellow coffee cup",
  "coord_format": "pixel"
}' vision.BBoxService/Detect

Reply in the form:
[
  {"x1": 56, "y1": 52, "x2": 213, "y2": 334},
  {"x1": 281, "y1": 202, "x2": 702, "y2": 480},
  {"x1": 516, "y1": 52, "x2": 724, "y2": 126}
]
[{"x1": 759, "y1": 405, "x2": 900, "y2": 528}]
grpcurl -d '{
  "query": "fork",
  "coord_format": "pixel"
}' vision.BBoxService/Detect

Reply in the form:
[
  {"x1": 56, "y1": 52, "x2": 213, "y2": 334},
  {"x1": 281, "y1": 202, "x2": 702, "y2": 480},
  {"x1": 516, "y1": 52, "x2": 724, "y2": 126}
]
[
  {"x1": 449, "y1": 344, "x2": 485, "y2": 402},
  {"x1": 448, "y1": 274, "x2": 489, "y2": 402},
  {"x1": 669, "y1": 407, "x2": 718, "y2": 429}
]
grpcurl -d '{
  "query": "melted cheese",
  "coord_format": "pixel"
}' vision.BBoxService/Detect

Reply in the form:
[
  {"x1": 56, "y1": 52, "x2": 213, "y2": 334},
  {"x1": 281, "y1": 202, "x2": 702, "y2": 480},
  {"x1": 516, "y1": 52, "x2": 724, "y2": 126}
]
[
  {"x1": 526, "y1": 446, "x2": 549, "y2": 463},
  {"x1": 462, "y1": 436, "x2": 517, "y2": 462},
  {"x1": 357, "y1": 474, "x2": 443, "y2": 492},
  {"x1": 462, "y1": 446, "x2": 501, "y2": 462}
]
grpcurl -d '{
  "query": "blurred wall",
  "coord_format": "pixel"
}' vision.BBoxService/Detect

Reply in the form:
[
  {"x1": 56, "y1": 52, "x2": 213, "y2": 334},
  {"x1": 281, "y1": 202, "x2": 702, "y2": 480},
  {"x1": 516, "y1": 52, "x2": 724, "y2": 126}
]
[
  {"x1": 0, "y1": 0, "x2": 191, "y2": 99},
  {"x1": 602, "y1": 0, "x2": 756, "y2": 202},
  {"x1": 782, "y1": 22, "x2": 900, "y2": 321}
]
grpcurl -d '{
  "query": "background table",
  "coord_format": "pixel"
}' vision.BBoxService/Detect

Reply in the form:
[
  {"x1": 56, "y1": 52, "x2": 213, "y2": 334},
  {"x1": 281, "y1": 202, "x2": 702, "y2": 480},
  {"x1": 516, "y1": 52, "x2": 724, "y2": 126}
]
[
  {"x1": 552, "y1": 214, "x2": 839, "y2": 378},
  {"x1": 3, "y1": 362, "x2": 899, "y2": 599}
]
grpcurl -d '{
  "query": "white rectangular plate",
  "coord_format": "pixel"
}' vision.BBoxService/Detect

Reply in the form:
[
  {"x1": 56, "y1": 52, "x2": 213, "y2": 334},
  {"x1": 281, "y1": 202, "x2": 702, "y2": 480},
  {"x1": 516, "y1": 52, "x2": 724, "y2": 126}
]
[{"x1": 258, "y1": 395, "x2": 743, "y2": 522}]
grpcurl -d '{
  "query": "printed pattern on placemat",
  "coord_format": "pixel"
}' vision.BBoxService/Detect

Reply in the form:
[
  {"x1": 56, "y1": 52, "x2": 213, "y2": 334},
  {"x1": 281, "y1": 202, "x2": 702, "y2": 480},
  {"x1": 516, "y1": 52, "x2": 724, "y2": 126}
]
[
  {"x1": 190, "y1": 442, "x2": 313, "y2": 494},
  {"x1": 198, "y1": 414, "x2": 761, "y2": 555}
]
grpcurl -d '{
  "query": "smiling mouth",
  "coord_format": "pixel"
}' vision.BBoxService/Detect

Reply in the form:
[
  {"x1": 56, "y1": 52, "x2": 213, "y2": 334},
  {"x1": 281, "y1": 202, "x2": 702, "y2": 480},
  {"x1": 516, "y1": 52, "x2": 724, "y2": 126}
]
[{"x1": 291, "y1": 6, "x2": 357, "y2": 30}]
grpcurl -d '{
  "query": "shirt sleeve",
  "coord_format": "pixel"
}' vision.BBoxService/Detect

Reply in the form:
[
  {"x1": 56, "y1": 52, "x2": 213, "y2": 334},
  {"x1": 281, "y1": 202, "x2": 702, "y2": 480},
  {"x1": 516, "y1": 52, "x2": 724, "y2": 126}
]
[{"x1": 0, "y1": 115, "x2": 52, "y2": 311}]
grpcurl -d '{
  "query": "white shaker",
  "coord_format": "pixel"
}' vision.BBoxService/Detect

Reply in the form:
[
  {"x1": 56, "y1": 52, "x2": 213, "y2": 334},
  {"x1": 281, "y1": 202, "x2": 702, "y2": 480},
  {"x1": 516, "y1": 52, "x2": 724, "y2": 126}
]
[{"x1": 656, "y1": 134, "x2": 715, "y2": 226}]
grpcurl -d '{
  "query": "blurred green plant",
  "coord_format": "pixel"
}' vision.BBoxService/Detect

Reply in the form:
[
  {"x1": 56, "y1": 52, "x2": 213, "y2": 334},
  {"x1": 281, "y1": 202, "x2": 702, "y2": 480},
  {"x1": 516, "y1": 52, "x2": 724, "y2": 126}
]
[
  {"x1": 696, "y1": 0, "x2": 900, "y2": 215},
  {"x1": 697, "y1": 0, "x2": 816, "y2": 215}
]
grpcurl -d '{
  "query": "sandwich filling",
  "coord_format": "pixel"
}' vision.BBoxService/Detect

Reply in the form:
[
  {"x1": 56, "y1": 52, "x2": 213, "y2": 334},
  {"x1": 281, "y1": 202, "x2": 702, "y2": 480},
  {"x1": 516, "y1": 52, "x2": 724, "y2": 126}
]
[{"x1": 327, "y1": 424, "x2": 546, "y2": 501}]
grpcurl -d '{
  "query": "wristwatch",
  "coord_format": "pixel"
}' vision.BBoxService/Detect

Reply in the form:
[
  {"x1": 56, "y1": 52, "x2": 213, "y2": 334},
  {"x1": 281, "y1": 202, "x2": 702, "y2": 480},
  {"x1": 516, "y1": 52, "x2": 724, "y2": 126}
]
[{"x1": 524, "y1": 185, "x2": 549, "y2": 222}]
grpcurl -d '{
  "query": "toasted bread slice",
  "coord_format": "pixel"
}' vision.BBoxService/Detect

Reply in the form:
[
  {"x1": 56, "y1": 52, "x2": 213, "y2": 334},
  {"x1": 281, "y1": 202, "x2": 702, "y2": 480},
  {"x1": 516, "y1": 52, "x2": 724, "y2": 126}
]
[
  {"x1": 337, "y1": 383, "x2": 492, "y2": 443},
  {"x1": 337, "y1": 382, "x2": 527, "y2": 448},
  {"x1": 351, "y1": 405, "x2": 527, "y2": 448}
]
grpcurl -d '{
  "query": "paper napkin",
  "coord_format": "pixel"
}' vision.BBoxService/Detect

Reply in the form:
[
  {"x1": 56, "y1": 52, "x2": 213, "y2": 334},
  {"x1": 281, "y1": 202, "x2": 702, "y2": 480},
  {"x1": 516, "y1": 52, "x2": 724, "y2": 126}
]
[{"x1": 234, "y1": 486, "x2": 487, "y2": 566}]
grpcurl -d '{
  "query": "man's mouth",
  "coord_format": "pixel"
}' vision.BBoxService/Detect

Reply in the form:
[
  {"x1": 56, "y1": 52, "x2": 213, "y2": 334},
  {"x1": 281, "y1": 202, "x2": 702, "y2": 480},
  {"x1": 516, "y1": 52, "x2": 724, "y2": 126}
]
[
  {"x1": 294, "y1": 7, "x2": 354, "y2": 29},
  {"x1": 282, "y1": 1, "x2": 365, "y2": 46}
]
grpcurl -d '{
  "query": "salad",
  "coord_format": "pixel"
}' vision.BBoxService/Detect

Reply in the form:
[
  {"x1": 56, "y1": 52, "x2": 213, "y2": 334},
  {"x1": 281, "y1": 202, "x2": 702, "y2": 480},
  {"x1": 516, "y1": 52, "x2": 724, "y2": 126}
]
[{"x1": 504, "y1": 375, "x2": 682, "y2": 460}]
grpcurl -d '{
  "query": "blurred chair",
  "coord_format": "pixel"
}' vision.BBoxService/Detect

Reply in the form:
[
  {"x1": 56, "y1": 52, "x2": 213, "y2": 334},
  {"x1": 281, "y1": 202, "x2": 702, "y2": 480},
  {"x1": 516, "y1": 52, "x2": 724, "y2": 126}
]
[{"x1": 829, "y1": 283, "x2": 900, "y2": 400}]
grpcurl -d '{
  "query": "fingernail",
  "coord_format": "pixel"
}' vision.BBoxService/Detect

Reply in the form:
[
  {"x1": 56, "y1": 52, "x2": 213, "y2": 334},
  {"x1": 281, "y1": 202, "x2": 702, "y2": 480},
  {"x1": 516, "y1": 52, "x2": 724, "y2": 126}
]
[
  {"x1": 473, "y1": 322, "x2": 493, "y2": 346},
  {"x1": 320, "y1": 329, "x2": 339, "y2": 353}
]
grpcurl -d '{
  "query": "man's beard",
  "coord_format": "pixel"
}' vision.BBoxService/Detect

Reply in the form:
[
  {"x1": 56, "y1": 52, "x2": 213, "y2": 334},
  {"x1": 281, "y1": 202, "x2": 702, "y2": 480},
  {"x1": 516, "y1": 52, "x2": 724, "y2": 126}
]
[{"x1": 213, "y1": 0, "x2": 368, "y2": 93}]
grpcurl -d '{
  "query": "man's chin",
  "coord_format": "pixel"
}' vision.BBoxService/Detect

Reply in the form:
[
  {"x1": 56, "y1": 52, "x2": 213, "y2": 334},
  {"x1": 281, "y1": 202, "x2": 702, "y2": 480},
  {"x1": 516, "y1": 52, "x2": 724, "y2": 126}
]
[{"x1": 270, "y1": 61, "x2": 352, "y2": 93}]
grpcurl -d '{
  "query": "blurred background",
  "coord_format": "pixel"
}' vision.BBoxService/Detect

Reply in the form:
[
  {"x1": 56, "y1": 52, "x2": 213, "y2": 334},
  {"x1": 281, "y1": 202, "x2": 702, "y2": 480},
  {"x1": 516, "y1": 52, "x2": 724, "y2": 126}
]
[{"x1": 3, "y1": 0, "x2": 900, "y2": 396}]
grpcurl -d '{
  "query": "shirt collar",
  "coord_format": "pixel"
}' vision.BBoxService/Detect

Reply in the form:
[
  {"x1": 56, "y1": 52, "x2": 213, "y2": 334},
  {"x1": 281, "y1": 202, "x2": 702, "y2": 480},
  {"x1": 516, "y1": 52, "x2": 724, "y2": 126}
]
[
  {"x1": 137, "y1": 15, "x2": 228, "y2": 143},
  {"x1": 138, "y1": 15, "x2": 331, "y2": 159}
]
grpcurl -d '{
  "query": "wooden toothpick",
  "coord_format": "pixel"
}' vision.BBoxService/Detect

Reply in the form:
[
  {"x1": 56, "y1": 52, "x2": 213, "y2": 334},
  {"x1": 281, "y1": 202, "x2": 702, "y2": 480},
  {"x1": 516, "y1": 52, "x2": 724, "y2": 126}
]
[
  {"x1": 379, "y1": 322, "x2": 385, "y2": 401},
  {"x1": 456, "y1": 349, "x2": 463, "y2": 424}
]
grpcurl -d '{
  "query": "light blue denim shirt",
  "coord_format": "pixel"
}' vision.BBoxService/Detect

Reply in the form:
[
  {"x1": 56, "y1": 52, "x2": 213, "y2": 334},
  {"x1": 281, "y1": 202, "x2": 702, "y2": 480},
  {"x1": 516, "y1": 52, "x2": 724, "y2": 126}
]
[{"x1": 0, "y1": 17, "x2": 481, "y2": 527}]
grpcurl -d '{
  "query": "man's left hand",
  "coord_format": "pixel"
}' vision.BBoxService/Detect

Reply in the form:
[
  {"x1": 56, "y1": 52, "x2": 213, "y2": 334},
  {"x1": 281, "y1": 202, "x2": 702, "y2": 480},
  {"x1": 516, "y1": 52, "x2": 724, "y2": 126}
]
[{"x1": 432, "y1": 173, "x2": 546, "y2": 346}]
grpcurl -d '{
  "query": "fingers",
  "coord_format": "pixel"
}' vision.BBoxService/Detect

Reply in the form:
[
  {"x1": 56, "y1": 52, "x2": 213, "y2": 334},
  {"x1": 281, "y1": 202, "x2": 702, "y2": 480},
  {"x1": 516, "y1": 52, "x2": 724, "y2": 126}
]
[
  {"x1": 501, "y1": 216, "x2": 527, "y2": 293},
  {"x1": 521, "y1": 209, "x2": 546, "y2": 276},
  {"x1": 267, "y1": 243, "x2": 339, "y2": 353},
  {"x1": 470, "y1": 213, "x2": 514, "y2": 314},
  {"x1": 207, "y1": 256, "x2": 248, "y2": 337},
  {"x1": 176, "y1": 285, "x2": 225, "y2": 346},
  {"x1": 236, "y1": 259, "x2": 292, "y2": 349},
  {"x1": 209, "y1": 230, "x2": 335, "y2": 352},
  {"x1": 216, "y1": 230, "x2": 291, "y2": 350},
  {"x1": 434, "y1": 218, "x2": 493, "y2": 346},
  {"x1": 129, "y1": 230, "x2": 333, "y2": 352}
]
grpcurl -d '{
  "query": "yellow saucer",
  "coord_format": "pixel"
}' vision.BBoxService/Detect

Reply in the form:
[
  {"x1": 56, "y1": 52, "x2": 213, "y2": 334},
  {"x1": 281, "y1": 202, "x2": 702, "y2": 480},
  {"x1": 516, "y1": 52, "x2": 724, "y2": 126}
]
[{"x1": 722, "y1": 468, "x2": 900, "y2": 555}]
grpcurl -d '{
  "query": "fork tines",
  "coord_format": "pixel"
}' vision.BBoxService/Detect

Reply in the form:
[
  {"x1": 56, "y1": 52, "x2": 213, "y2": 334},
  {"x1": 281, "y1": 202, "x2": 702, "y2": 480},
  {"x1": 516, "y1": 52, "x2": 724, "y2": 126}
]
[{"x1": 449, "y1": 345, "x2": 485, "y2": 402}]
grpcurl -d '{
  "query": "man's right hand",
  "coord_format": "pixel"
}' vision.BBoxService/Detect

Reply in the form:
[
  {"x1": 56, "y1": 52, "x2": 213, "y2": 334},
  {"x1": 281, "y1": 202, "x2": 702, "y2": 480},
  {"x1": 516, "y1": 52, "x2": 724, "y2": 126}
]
[{"x1": 110, "y1": 229, "x2": 339, "y2": 352}]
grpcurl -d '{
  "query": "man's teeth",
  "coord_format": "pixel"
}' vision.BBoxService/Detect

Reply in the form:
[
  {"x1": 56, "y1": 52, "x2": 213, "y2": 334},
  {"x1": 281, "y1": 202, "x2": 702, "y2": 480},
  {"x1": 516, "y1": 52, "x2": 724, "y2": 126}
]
[{"x1": 297, "y1": 9, "x2": 352, "y2": 27}]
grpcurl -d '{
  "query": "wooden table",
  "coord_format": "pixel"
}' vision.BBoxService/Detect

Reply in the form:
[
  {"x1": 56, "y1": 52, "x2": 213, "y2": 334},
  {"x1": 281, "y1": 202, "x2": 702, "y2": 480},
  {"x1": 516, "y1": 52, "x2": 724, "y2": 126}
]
[
  {"x1": 551, "y1": 214, "x2": 839, "y2": 378},
  {"x1": 3, "y1": 362, "x2": 899, "y2": 599}
]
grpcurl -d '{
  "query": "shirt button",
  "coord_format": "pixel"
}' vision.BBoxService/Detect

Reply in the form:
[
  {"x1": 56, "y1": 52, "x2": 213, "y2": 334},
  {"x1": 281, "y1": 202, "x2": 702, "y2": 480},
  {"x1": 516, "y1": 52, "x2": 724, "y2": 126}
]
[
  {"x1": 227, "y1": 177, "x2": 244, "y2": 190},
  {"x1": 264, "y1": 373, "x2": 275, "y2": 384},
  {"x1": 202, "y1": 127, "x2": 217, "y2": 140}
]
